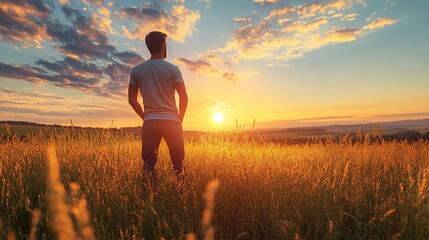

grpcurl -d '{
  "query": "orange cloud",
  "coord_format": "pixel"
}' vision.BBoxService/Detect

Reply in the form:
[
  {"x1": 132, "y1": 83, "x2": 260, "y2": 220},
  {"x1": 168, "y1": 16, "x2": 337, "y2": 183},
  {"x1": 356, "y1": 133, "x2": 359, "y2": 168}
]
[
  {"x1": 233, "y1": 17, "x2": 251, "y2": 23},
  {"x1": 253, "y1": 0, "x2": 277, "y2": 4},
  {"x1": 298, "y1": 0, "x2": 352, "y2": 18},
  {"x1": 59, "y1": 0, "x2": 70, "y2": 5},
  {"x1": 363, "y1": 18, "x2": 396, "y2": 30},
  {"x1": 285, "y1": 18, "x2": 329, "y2": 33},
  {"x1": 267, "y1": 6, "x2": 295, "y2": 18},
  {"x1": 324, "y1": 28, "x2": 361, "y2": 43},
  {"x1": 0, "y1": 2, "x2": 50, "y2": 48}
]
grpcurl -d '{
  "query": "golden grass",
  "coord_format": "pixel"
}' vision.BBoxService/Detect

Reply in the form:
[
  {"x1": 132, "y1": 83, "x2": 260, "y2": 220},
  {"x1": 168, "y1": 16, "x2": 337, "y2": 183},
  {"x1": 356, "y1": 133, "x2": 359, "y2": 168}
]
[{"x1": 0, "y1": 128, "x2": 428, "y2": 239}]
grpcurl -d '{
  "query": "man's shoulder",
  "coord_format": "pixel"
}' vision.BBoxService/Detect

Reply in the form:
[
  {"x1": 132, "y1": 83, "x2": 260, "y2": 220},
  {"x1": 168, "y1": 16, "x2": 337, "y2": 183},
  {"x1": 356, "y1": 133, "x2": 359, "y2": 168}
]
[
  {"x1": 130, "y1": 62, "x2": 142, "y2": 75},
  {"x1": 161, "y1": 60, "x2": 180, "y2": 69},
  {"x1": 132, "y1": 60, "x2": 149, "y2": 70},
  {"x1": 132, "y1": 60, "x2": 181, "y2": 74}
]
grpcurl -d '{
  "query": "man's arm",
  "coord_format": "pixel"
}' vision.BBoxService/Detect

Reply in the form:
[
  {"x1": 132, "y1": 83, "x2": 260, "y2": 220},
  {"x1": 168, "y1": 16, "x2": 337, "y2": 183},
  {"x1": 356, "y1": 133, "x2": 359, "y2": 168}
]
[
  {"x1": 175, "y1": 82, "x2": 188, "y2": 123},
  {"x1": 128, "y1": 85, "x2": 144, "y2": 120}
]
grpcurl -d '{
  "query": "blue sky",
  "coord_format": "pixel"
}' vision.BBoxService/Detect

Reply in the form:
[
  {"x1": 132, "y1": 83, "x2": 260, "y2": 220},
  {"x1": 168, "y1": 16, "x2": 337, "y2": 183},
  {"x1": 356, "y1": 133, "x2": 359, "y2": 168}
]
[{"x1": 0, "y1": 0, "x2": 428, "y2": 130}]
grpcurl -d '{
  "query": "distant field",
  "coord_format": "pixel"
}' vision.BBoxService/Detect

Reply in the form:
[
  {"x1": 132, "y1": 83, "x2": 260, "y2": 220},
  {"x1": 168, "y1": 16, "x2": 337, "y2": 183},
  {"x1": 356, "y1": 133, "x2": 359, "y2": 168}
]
[
  {"x1": 0, "y1": 123, "x2": 52, "y2": 135},
  {"x1": 1, "y1": 129, "x2": 428, "y2": 239}
]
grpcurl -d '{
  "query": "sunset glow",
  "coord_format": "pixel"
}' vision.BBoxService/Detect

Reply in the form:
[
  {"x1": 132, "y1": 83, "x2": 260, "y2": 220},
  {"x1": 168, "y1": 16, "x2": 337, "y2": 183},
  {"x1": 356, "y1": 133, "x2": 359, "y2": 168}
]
[
  {"x1": 213, "y1": 112, "x2": 225, "y2": 124},
  {"x1": 0, "y1": 0, "x2": 429, "y2": 130}
]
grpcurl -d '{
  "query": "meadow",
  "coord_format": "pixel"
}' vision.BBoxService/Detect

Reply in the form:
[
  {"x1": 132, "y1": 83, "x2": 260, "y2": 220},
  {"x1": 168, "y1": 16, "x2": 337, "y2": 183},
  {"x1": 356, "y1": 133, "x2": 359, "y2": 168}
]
[{"x1": 0, "y1": 127, "x2": 428, "y2": 240}]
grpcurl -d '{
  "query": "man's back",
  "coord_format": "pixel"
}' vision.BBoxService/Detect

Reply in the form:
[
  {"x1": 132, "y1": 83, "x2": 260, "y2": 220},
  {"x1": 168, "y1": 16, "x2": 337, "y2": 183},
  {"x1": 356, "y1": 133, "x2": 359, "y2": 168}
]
[
  {"x1": 130, "y1": 59, "x2": 184, "y2": 121},
  {"x1": 128, "y1": 31, "x2": 188, "y2": 190}
]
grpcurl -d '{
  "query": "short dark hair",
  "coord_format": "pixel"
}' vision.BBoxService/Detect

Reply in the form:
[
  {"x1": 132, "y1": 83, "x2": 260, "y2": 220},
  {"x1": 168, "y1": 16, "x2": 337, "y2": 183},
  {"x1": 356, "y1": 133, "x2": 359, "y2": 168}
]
[{"x1": 145, "y1": 31, "x2": 167, "y2": 54}]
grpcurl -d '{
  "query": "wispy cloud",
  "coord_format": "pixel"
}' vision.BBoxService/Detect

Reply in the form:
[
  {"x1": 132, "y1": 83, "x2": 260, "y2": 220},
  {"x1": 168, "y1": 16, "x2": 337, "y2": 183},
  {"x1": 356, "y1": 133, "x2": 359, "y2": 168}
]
[
  {"x1": 119, "y1": 4, "x2": 200, "y2": 43},
  {"x1": 363, "y1": 18, "x2": 396, "y2": 30},
  {"x1": 297, "y1": 0, "x2": 352, "y2": 18},
  {"x1": 175, "y1": 57, "x2": 257, "y2": 82},
  {"x1": 175, "y1": 58, "x2": 219, "y2": 77},
  {"x1": 267, "y1": 6, "x2": 295, "y2": 18},
  {"x1": 233, "y1": 17, "x2": 251, "y2": 24},
  {"x1": 0, "y1": 87, "x2": 66, "y2": 100},
  {"x1": 113, "y1": 51, "x2": 144, "y2": 66},
  {"x1": 253, "y1": 0, "x2": 278, "y2": 5},
  {"x1": 208, "y1": 0, "x2": 395, "y2": 65},
  {"x1": 0, "y1": 87, "x2": 133, "y2": 124},
  {"x1": 0, "y1": 62, "x2": 51, "y2": 84}
]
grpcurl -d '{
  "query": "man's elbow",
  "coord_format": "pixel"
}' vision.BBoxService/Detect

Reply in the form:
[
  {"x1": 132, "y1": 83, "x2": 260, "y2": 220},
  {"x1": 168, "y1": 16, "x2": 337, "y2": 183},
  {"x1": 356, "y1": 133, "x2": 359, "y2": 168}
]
[
  {"x1": 128, "y1": 99, "x2": 138, "y2": 106},
  {"x1": 179, "y1": 94, "x2": 188, "y2": 102}
]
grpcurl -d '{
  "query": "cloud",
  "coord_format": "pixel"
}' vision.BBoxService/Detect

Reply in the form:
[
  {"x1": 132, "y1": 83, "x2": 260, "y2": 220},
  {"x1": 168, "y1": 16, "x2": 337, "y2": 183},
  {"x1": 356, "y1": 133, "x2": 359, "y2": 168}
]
[
  {"x1": 35, "y1": 57, "x2": 103, "y2": 79},
  {"x1": 299, "y1": 115, "x2": 355, "y2": 121},
  {"x1": 267, "y1": 6, "x2": 295, "y2": 18},
  {"x1": 278, "y1": 18, "x2": 292, "y2": 25},
  {"x1": 284, "y1": 17, "x2": 328, "y2": 33},
  {"x1": 0, "y1": 0, "x2": 51, "y2": 47},
  {"x1": 343, "y1": 13, "x2": 358, "y2": 21},
  {"x1": 297, "y1": 0, "x2": 352, "y2": 18},
  {"x1": 1, "y1": 57, "x2": 127, "y2": 98},
  {"x1": 253, "y1": 0, "x2": 277, "y2": 4},
  {"x1": 331, "y1": 12, "x2": 358, "y2": 21},
  {"x1": 175, "y1": 58, "x2": 219, "y2": 76},
  {"x1": 0, "y1": 62, "x2": 52, "y2": 84},
  {"x1": 324, "y1": 28, "x2": 361, "y2": 43},
  {"x1": 45, "y1": 11, "x2": 116, "y2": 60},
  {"x1": 363, "y1": 18, "x2": 396, "y2": 30},
  {"x1": 40, "y1": 56, "x2": 136, "y2": 97},
  {"x1": 88, "y1": 0, "x2": 104, "y2": 5},
  {"x1": 233, "y1": 17, "x2": 251, "y2": 23},
  {"x1": 198, "y1": 50, "x2": 233, "y2": 67},
  {"x1": 120, "y1": 4, "x2": 200, "y2": 43},
  {"x1": 103, "y1": 61, "x2": 132, "y2": 95},
  {"x1": 94, "y1": 6, "x2": 114, "y2": 34},
  {"x1": 0, "y1": 87, "x2": 66, "y2": 100},
  {"x1": 222, "y1": 72, "x2": 255, "y2": 83},
  {"x1": 114, "y1": 51, "x2": 145, "y2": 66},
  {"x1": 223, "y1": 19, "x2": 282, "y2": 59},
  {"x1": 175, "y1": 57, "x2": 257, "y2": 82},
  {"x1": 0, "y1": 87, "x2": 132, "y2": 122}
]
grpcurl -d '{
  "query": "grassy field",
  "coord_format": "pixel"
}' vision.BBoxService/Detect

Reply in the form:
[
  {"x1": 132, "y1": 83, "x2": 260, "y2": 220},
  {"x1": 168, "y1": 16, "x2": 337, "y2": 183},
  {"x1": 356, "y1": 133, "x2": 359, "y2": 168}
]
[{"x1": 0, "y1": 128, "x2": 428, "y2": 239}]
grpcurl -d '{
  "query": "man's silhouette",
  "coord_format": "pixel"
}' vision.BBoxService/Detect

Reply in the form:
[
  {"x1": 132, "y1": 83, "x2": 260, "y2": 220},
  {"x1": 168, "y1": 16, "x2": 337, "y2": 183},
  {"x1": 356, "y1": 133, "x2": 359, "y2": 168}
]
[{"x1": 128, "y1": 31, "x2": 188, "y2": 189}]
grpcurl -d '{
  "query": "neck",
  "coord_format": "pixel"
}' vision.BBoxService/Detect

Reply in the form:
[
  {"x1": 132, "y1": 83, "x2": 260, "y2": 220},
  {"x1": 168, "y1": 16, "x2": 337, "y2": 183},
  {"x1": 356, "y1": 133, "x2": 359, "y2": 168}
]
[{"x1": 150, "y1": 53, "x2": 164, "y2": 59}]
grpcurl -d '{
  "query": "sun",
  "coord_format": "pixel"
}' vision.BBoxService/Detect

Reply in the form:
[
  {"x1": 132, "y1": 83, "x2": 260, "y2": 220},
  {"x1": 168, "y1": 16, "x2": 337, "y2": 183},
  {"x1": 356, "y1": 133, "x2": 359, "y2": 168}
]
[{"x1": 213, "y1": 112, "x2": 224, "y2": 123}]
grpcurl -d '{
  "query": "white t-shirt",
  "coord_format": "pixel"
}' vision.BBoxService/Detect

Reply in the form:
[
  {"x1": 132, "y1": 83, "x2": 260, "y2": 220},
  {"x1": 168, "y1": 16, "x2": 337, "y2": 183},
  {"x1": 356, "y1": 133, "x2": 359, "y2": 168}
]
[{"x1": 129, "y1": 59, "x2": 184, "y2": 121}]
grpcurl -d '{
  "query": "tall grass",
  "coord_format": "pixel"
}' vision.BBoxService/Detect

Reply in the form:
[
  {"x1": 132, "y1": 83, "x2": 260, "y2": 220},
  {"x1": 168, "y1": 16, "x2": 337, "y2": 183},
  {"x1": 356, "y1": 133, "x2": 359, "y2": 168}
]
[{"x1": 0, "y1": 128, "x2": 428, "y2": 239}]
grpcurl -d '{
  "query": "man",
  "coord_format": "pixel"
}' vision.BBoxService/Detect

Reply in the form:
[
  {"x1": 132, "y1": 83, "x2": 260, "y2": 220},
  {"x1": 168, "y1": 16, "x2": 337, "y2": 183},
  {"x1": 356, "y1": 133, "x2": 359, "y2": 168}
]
[{"x1": 128, "y1": 31, "x2": 188, "y2": 189}]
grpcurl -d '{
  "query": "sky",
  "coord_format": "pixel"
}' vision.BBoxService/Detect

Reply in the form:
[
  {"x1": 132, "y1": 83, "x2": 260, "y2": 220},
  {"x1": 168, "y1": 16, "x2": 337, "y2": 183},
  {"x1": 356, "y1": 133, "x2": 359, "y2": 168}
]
[{"x1": 0, "y1": 0, "x2": 428, "y2": 130}]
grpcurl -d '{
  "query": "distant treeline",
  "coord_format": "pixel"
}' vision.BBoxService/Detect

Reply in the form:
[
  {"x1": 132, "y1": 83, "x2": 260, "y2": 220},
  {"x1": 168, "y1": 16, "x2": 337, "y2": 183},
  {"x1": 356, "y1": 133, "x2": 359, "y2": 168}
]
[
  {"x1": 269, "y1": 130, "x2": 429, "y2": 145},
  {"x1": 0, "y1": 121, "x2": 63, "y2": 127},
  {"x1": 0, "y1": 120, "x2": 140, "y2": 132}
]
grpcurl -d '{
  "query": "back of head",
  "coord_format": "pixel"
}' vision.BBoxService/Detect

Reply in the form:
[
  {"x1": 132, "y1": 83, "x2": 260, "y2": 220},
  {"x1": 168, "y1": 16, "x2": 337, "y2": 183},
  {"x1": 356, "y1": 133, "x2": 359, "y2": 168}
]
[{"x1": 145, "y1": 31, "x2": 167, "y2": 54}]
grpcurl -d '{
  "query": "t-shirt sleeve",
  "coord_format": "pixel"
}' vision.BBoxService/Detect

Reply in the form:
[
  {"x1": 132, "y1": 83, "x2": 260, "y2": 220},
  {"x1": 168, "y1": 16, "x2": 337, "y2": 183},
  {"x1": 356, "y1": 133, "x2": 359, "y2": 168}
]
[
  {"x1": 173, "y1": 66, "x2": 184, "y2": 84},
  {"x1": 129, "y1": 69, "x2": 138, "y2": 86}
]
